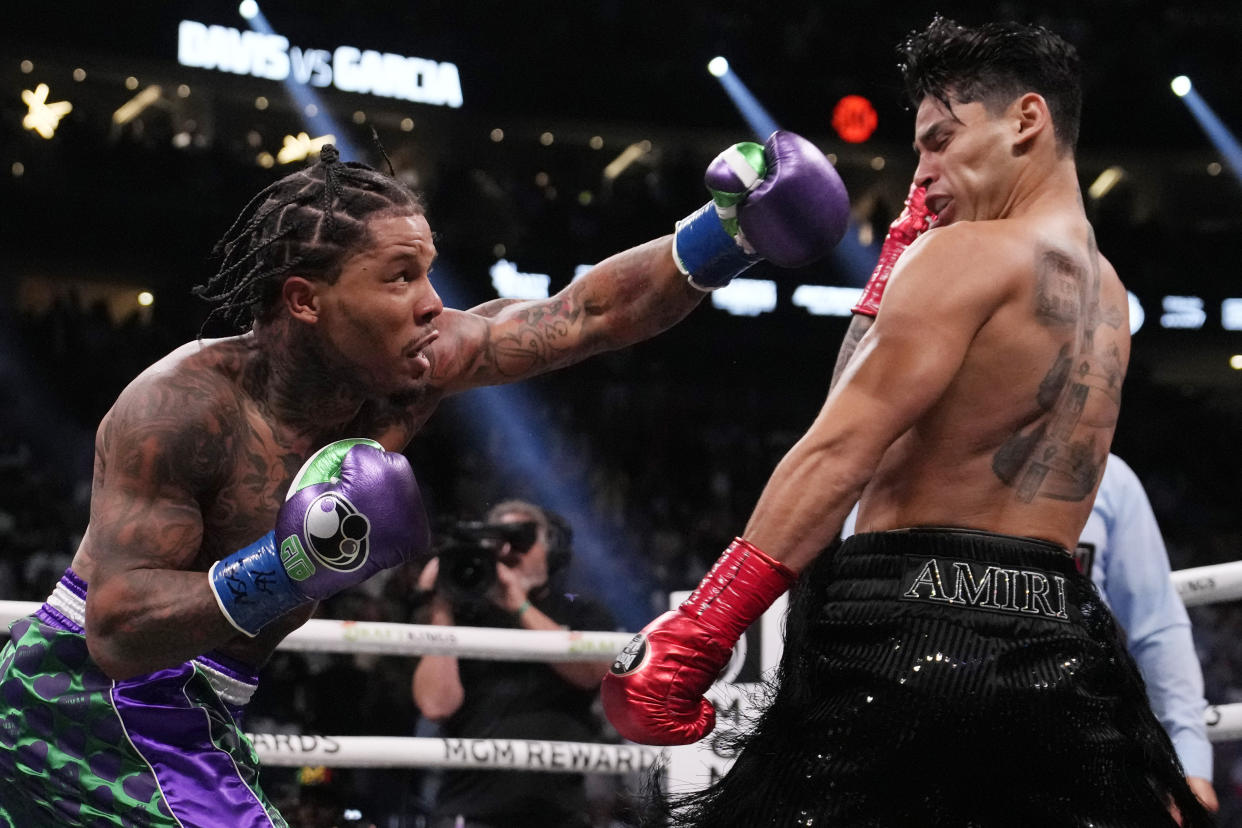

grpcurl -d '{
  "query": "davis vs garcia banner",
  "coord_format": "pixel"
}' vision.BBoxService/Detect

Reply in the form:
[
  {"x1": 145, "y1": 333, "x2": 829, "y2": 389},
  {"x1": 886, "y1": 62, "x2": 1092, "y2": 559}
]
[{"x1": 177, "y1": 20, "x2": 463, "y2": 108}]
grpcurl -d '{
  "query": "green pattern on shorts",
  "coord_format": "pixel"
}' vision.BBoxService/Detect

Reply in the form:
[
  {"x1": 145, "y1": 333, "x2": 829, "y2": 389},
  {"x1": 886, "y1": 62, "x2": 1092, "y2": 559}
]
[{"x1": 0, "y1": 616, "x2": 283, "y2": 827}]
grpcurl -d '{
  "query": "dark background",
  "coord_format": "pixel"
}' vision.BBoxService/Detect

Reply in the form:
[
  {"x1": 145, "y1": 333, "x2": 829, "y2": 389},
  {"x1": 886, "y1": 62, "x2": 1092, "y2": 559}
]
[{"x1": 3, "y1": 2, "x2": 1242, "y2": 825}]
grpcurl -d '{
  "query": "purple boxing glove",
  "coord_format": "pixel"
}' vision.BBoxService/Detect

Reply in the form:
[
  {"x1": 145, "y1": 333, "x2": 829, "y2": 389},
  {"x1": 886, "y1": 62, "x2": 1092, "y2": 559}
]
[
  {"x1": 673, "y1": 130, "x2": 851, "y2": 290},
  {"x1": 209, "y1": 438, "x2": 430, "y2": 636}
]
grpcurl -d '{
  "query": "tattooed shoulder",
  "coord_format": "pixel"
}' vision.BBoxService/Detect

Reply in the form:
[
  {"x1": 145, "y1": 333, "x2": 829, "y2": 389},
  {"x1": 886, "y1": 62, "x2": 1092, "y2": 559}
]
[
  {"x1": 1034, "y1": 247, "x2": 1086, "y2": 325},
  {"x1": 102, "y1": 365, "x2": 244, "y2": 495}
]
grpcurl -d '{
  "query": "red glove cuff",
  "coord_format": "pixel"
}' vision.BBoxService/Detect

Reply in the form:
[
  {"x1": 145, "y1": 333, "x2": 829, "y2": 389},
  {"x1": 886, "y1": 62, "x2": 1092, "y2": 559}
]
[
  {"x1": 852, "y1": 255, "x2": 895, "y2": 317},
  {"x1": 851, "y1": 184, "x2": 935, "y2": 318},
  {"x1": 679, "y1": 538, "x2": 795, "y2": 642}
]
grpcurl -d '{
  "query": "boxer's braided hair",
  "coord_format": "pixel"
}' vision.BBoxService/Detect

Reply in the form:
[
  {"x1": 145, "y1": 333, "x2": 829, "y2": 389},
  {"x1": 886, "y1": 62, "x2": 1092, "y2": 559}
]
[
  {"x1": 194, "y1": 145, "x2": 424, "y2": 330},
  {"x1": 898, "y1": 15, "x2": 1082, "y2": 154}
]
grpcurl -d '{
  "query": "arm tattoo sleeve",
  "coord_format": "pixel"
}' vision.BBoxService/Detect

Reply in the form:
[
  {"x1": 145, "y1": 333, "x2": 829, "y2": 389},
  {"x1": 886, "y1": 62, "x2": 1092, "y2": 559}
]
[{"x1": 829, "y1": 315, "x2": 875, "y2": 392}]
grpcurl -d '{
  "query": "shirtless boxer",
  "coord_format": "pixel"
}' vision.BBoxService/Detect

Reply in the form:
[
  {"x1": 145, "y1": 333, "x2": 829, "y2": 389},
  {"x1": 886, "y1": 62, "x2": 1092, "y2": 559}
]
[{"x1": 603, "y1": 17, "x2": 1213, "y2": 827}]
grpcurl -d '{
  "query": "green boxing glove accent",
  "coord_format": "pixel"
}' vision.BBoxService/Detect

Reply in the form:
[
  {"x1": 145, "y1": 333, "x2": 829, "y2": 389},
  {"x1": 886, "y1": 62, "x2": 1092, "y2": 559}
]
[
  {"x1": 673, "y1": 142, "x2": 769, "y2": 290},
  {"x1": 706, "y1": 141, "x2": 769, "y2": 239}
]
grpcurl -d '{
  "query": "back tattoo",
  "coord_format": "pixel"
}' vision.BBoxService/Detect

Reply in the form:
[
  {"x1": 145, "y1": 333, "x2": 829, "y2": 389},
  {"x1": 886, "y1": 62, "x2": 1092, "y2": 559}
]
[{"x1": 992, "y1": 231, "x2": 1125, "y2": 502}]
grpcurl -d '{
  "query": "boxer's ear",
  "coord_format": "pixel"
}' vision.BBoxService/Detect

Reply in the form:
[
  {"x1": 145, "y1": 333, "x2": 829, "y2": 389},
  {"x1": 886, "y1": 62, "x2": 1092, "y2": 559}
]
[
  {"x1": 283, "y1": 276, "x2": 320, "y2": 323},
  {"x1": 1012, "y1": 92, "x2": 1051, "y2": 152}
]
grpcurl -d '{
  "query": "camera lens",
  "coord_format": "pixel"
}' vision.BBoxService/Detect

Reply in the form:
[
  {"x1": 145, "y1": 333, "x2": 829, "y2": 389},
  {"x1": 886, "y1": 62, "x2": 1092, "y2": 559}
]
[{"x1": 441, "y1": 547, "x2": 495, "y2": 595}]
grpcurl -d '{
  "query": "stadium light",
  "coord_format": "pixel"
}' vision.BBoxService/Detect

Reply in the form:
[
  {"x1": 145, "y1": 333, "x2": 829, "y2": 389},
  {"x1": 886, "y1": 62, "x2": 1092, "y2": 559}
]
[
  {"x1": 1087, "y1": 166, "x2": 1125, "y2": 200},
  {"x1": 21, "y1": 83, "x2": 72, "y2": 139},
  {"x1": 276, "y1": 132, "x2": 336, "y2": 164},
  {"x1": 112, "y1": 85, "x2": 162, "y2": 126}
]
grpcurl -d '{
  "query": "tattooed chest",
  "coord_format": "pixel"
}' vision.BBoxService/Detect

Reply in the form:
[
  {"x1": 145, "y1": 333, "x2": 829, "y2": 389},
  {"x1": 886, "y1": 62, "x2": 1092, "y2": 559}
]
[{"x1": 199, "y1": 454, "x2": 299, "y2": 557}]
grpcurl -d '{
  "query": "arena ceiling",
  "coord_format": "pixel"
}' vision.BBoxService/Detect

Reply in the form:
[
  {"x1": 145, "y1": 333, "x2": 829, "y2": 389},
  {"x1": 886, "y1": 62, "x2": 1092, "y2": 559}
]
[
  {"x1": 11, "y1": 0, "x2": 1242, "y2": 149},
  {"x1": 5, "y1": 1, "x2": 1242, "y2": 397}
]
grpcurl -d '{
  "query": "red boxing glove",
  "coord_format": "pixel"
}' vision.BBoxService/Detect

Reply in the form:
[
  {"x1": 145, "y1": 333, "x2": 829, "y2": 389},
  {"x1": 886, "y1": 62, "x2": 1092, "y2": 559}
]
[
  {"x1": 601, "y1": 538, "x2": 796, "y2": 746},
  {"x1": 851, "y1": 182, "x2": 936, "y2": 317}
]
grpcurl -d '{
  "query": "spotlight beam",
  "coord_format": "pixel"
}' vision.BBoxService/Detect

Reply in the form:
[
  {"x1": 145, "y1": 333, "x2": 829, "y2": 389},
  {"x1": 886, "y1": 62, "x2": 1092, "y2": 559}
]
[
  {"x1": 245, "y1": 9, "x2": 359, "y2": 160},
  {"x1": 711, "y1": 62, "x2": 780, "y2": 141},
  {"x1": 1173, "y1": 77, "x2": 1242, "y2": 188}
]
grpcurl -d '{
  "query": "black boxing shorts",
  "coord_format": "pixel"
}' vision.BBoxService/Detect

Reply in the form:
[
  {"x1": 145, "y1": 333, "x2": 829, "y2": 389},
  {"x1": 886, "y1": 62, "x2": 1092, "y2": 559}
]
[{"x1": 662, "y1": 527, "x2": 1213, "y2": 828}]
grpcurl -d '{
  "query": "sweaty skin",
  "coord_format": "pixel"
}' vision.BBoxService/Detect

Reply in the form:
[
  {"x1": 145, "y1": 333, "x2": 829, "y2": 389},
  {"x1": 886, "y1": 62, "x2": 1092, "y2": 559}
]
[
  {"x1": 74, "y1": 213, "x2": 701, "y2": 678},
  {"x1": 744, "y1": 94, "x2": 1130, "y2": 571}
]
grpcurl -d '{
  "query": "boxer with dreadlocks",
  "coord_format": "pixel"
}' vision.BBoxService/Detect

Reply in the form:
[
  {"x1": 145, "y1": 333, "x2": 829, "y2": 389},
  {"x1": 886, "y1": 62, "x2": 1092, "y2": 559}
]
[{"x1": 0, "y1": 135, "x2": 849, "y2": 826}]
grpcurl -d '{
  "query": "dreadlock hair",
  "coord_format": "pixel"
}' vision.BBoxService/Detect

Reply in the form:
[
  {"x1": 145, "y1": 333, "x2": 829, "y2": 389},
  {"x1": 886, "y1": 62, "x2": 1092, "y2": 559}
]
[
  {"x1": 193, "y1": 145, "x2": 425, "y2": 331},
  {"x1": 898, "y1": 15, "x2": 1082, "y2": 155}
]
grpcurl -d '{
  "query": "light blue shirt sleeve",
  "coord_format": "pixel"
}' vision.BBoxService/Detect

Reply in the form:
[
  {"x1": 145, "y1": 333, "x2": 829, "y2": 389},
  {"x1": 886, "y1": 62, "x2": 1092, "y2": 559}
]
[{"x1": 1087, "y1": 455, "x2": 1212, "y2": 781}]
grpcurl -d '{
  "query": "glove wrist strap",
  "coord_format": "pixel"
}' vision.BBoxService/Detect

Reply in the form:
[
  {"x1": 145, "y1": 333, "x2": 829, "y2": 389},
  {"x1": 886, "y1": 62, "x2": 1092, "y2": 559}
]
[
  {"x1": 673, "y1": 202, "x2": 759, "y2": 291},
  {"x1": 209, "y1": 530, "x2": 305, "y2": 638},
  {"x1": 680, "y1": 538, "x2": 795, "y2": 641},
  {"x1": 852, "y1": 239, "x2": 909, "y2": 317}
]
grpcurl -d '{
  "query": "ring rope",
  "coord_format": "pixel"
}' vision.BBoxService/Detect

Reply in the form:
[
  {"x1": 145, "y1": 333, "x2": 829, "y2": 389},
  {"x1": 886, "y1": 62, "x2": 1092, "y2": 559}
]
[
  {"x1": 1205, "y1": 704, "x2": 1242, "y2": 743},
  {"x1": 0, "y1": 601, "x2": 632, "y2": 661},
  {"x1": 243, "y1": 708, "x2": 1242, "y2": 771},
  {"x1": 249, "y1": 734, "x2": 668, "y2": 772},
  {"x1": 246, "y1": 707, "x2": 1242, "y2": 774},
  {"x1": 1171, "y1": 561, "x2": 1242, "y2": 607},
  {"x1": 272, "y1": 617, "x2": 635, "y2": 661},
  {"x1": 1, "y1": 561, "x2": 1239, "y2": 657}
]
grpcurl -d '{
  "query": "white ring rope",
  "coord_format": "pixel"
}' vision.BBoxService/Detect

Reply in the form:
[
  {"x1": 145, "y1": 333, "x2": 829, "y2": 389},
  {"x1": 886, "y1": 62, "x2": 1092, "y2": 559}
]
[
  {"x1": 1171, "y1": 561, "x2": 1242, "y2": 607},
  {"x1": 1204, "y1": 704, "x2": 1242, "y2": 743},
  {"x1": 241, "y1": 705, "x2": 1242, "y2": 768},
  {"x1": 274, "y1": 617, "x2": 635, "y2": 661},
  {"x1": 0, "y1": 602, "x2": 632, "y2": 661},
  {"x1": 2, "y1": 559, "x2": 1239, "y2": 656},
  {"x1": 249, "y1": 734, "x2": 667, "y2": 772}
]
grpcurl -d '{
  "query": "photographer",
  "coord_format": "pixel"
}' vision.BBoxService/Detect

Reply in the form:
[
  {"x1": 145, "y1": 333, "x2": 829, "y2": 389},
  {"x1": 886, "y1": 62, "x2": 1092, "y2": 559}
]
[{"x1": 412, "y1": 500, "x2": 616, "y2": 828}]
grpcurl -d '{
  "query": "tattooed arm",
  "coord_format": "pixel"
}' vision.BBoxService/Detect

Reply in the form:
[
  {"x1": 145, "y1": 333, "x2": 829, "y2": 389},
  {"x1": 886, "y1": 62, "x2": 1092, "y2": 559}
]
[
  {"x1": 829, "y1": 315, "x2": 875, "y2": 392},
  {"x1": 80, "y1": 371, "x2": 249, "y2": 679},
  {"x1": 427, "y1": 237, "x2": 704, "y2": 393}
]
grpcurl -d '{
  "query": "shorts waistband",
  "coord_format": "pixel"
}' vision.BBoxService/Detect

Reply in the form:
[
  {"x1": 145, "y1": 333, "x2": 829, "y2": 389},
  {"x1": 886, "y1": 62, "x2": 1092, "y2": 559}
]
[
  {"x1": 879, "y1": 526, "x2": 1073, "y2": 555},
  {"x1": 834, "y1": 528, "x2": 1082, "y2": 623},
  {"x1": 42, "y1": 568, "x2": 260, "y2": 706}
]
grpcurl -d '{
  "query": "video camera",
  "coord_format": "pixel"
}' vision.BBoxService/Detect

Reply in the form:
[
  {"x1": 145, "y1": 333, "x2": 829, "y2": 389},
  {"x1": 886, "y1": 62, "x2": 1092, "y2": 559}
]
[{"x1": 434, "y1": 519, "x2": 539, "y2": 601}]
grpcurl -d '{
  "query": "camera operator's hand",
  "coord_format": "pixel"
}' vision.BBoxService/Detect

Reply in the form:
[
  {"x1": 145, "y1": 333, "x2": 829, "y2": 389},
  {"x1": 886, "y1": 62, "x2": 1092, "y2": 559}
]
[
  {"x1": 493, "y1": 559, "x2": 539, "y2": 615},
  {"x1": 414, "y1": 557, "x2": 455, "y2": 626},
  {"x1": 417, "y1": 557, "x2": 440, "y2": 593}
]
